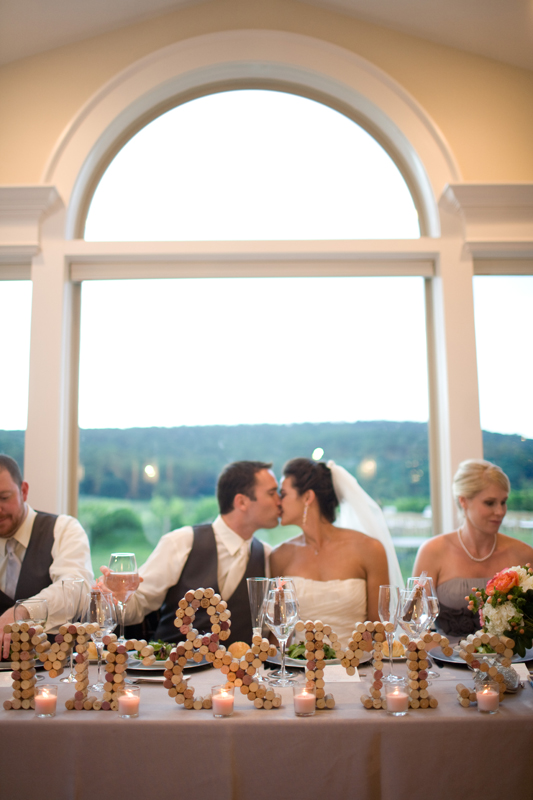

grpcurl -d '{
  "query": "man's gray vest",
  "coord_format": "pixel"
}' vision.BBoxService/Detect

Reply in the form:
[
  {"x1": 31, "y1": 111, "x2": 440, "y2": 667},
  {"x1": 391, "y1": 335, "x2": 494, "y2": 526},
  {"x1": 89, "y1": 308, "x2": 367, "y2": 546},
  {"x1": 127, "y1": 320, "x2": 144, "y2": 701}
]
[
  {"x1": 0, "y1": 511, "x2": 56, "y2": 615},
  {"x1": 155, "y1": 523, "x2": 266, "y2": 645}
]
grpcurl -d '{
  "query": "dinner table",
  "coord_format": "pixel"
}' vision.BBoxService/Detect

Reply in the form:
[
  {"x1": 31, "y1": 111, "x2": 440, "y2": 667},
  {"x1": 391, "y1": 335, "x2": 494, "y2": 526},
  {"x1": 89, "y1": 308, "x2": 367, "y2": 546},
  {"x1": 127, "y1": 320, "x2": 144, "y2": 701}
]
[{"x1": 2, "y1": 657, "x2": 533, "y2": 800}]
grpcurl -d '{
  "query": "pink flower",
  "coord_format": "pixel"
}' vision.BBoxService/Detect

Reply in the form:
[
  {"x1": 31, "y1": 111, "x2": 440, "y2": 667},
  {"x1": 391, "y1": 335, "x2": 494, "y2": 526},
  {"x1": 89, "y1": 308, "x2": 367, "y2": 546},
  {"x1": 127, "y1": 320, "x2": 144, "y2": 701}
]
[{"x1": 486, "y1": 569, "x2": 520, "y2": 595}]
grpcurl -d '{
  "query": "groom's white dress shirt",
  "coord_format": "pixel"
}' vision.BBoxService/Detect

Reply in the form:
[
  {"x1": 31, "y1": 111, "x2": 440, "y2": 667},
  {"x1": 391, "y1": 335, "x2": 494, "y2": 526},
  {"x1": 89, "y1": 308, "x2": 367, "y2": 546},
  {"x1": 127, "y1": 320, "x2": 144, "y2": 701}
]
[{"x1": 125, "y1": 515, "x2": 271, "y2": 624}]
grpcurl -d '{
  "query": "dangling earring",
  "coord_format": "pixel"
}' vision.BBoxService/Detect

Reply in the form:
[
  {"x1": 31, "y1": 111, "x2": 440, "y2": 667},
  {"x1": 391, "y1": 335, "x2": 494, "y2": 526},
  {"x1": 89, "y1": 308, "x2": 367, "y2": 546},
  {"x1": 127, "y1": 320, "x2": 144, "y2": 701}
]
[{"x1": 302, "y1": 504, "x2": 309, "y2": 526}]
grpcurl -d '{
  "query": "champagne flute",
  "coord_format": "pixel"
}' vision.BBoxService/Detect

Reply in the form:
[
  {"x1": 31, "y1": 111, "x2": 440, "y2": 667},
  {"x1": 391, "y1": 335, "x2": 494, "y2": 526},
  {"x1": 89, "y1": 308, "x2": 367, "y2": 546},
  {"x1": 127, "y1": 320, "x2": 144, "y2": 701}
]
[
  {"x1": 82, "y1": 590, "x2": 117, "y2": 691},
  {"x1": 247, "y1": 577, "x2": 269, "y2": 639},
  {"x1": 264, "y1": 578, "x2": 299, "y2": 686},
  {"x1": 106, "y1": 553, "x2": 139, "y2": 644},
  {"x1": 378, "y1": 584, "x2": 401, "y2": 683},
  {"x1": 61, "y1": 578, "x2": 85, "y2": 683}
]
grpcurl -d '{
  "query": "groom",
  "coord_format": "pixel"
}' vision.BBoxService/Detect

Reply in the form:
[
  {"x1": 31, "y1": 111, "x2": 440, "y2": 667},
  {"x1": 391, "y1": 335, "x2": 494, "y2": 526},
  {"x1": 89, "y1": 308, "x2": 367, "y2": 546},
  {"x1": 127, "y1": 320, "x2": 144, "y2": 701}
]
[{"x1": 121, "y1": 461, "x2": 280, "y2": 644}]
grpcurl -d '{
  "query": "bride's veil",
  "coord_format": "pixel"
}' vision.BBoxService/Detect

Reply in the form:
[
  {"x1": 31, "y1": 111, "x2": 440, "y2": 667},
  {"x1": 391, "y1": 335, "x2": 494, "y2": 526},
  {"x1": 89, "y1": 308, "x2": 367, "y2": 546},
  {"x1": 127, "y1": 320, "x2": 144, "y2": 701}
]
[{"x1": 328, "y1": 460, "x2": 404, "y2": 589}]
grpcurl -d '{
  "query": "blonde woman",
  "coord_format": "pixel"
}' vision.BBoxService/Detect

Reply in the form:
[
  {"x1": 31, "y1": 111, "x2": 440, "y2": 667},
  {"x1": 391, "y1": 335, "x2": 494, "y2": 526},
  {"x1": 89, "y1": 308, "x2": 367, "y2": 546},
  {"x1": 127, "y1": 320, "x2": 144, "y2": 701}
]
[{"x1": 413, "y1": 459, "x2": 533, "y2": 639}]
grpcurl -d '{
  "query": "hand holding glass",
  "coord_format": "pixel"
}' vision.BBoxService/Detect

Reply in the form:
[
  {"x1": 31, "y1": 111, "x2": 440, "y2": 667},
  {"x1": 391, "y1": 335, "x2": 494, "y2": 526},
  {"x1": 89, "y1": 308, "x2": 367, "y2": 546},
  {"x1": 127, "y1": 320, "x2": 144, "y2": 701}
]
[{"x1": 13, "y1": 598, "x2": 48, "y2": 628}]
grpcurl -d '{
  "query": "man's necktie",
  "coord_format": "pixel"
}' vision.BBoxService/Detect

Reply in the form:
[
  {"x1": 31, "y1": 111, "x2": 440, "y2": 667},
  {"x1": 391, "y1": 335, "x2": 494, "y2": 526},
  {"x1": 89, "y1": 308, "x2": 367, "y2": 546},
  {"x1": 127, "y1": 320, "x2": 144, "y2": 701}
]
[
  {"x1": 5, "y1": 538, "x2": 22, "y2": 600},
  {"x1": 221, "y1": 540, "x2": 249, "y2": 601}
]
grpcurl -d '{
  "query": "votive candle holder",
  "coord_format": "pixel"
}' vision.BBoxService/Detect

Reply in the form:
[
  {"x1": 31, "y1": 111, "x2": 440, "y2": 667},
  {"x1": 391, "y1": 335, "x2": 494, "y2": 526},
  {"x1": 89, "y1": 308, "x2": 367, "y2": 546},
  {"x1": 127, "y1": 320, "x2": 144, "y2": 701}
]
[
  {"x1": 212, "y1": 684, "x2": 234, "y2": 717},
  {"x1": 475, "y1": 679, "x2": 499, "y2": 714},
  {"x1": 35, "y1": 685, "x2": 58, "y2": 718},
  {"x1": 118, "y1": 685, "x2": 141, "y2": 718},
  {"x1": 385, "y1": 678, "x2": 409, "y2": 716},
  {"x1": 293, "y1": 684, "x2": 316, "y2": 716}
]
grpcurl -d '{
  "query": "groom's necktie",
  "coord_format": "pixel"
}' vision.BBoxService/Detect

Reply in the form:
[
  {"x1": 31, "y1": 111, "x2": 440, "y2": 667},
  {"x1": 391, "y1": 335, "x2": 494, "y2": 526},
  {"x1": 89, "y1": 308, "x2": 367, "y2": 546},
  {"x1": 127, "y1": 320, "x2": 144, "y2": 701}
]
[
  {"x1": 5, "y1": 538, "x2": 22, "y2": 600},
  {"x1": 221, "y1": 540, "x2": 250, "y2": 601}
]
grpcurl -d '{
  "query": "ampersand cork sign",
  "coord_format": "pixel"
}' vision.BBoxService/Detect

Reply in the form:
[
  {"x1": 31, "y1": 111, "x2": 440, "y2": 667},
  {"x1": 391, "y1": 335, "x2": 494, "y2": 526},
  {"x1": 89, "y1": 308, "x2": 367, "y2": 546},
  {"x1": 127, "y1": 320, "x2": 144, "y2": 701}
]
[{"x1": 166, "y1": 588, "x2": 281, "y2": 710}]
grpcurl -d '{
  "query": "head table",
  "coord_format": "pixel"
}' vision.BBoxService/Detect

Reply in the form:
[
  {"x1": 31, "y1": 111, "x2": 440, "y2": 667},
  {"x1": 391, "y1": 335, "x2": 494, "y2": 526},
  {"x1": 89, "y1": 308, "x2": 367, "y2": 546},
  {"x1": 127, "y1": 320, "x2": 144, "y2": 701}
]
[{"x1": 1, "y1": 659, "x2": 532, "y2": 800}]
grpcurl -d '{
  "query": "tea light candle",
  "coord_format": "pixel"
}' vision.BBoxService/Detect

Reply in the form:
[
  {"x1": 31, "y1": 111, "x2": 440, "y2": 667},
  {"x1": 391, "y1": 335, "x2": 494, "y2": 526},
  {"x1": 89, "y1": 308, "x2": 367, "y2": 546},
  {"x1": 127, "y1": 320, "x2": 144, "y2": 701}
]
[
  {"x1": 118, "y1": 688, "x2": 140, "y2": 718},
  {"x1": 212, "y1": 685, "x2": 234, "y2": 717},
  {"x1": 476, "y1": 687, "x2": 499, "y2": 713},
  {"x1": 35, "y1": 686, "x2": 57, "y2": 717},
  {"x1": 293, "y1": 687, "x2": 316, "y2": 716},
  {"x1": 385, "y1": 686, "x2": 409, "y2": 715}
]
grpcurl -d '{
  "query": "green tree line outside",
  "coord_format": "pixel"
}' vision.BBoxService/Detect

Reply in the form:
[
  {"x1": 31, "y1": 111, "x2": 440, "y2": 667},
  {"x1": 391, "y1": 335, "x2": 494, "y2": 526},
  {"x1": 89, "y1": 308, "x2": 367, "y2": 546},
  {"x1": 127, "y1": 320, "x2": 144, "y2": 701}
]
[
  {"x1": 2, "y1": 421, "x2": 533, "y2": 507},
  {"x1": 2, "y1": 421, "x2": 533, "y2": 581}
]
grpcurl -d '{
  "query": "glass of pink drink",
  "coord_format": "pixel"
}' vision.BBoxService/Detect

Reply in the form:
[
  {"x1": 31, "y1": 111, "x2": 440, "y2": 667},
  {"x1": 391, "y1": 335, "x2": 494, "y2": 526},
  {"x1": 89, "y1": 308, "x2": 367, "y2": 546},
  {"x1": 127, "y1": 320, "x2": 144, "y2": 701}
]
[{"x1": 107, "y1": 553, "x2": 140, "y2": 643}]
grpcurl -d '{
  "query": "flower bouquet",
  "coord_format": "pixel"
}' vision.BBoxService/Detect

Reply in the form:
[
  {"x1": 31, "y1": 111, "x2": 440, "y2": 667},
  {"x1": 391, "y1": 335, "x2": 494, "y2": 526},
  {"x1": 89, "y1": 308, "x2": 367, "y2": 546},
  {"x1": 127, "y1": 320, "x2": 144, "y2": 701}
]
[{"x1": 468, "y1": 565, "x2": 533, "y2": 658}]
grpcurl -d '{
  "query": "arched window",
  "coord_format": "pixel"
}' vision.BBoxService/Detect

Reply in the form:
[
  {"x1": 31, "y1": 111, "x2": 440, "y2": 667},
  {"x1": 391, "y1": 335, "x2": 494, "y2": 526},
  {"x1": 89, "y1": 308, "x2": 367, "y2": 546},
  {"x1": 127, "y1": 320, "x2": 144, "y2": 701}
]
[
  {"x1": 85, "y1": 89, "x2": 420, "y2": 241},
  {"x1": 78, "y1": 90, "x2": 427, "y2": 578}
]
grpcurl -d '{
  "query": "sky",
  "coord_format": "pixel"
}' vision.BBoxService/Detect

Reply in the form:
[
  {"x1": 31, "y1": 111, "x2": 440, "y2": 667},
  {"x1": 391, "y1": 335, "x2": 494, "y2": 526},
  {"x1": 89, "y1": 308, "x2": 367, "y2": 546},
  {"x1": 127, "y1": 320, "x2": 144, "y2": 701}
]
[{"x1": 1, "y1": 90, "x2": 532, "y2": 438}]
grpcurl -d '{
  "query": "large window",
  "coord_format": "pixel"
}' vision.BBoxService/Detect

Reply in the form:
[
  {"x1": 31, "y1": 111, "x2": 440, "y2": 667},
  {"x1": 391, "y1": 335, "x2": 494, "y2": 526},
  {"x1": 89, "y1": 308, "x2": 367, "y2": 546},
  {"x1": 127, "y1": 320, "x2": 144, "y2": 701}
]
[
  {"x1": 78, "y1": 276, "x2": 431, "y2": 579},
  {"x1": 85, "y1": 89, "x2": 420, "y2": 242},
  {"x1": 473, "y1": 275, "x2": 533, "y2": 546},
  {"x1": 0, "y1": 281, "x2": 32, "y2": 465},
  {"x1": 79, "y1": 88, "x2": 427, "y2": 578}
]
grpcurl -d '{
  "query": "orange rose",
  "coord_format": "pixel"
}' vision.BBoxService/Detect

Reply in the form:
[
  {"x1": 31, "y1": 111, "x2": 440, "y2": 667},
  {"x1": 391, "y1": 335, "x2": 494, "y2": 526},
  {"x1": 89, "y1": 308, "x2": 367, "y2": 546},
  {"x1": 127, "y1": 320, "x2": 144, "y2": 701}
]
[{"x1": 486, "y1": 569, "x2": 520, "y2": 595}]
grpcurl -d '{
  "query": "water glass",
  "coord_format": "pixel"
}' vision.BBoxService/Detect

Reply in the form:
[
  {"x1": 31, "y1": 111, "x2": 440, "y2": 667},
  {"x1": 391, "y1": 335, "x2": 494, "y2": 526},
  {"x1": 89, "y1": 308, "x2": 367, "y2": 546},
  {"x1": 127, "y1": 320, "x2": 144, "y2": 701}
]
[{"x1": 246, "y1": 577, "x2": 269, "y2": 638}]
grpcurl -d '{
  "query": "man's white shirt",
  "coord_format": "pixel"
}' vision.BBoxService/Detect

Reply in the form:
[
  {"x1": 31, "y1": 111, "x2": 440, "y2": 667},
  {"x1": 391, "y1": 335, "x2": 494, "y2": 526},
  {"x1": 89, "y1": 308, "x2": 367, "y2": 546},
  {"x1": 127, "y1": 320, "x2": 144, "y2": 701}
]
[
  {"x1": 0, "y1": 505, "x2": 93, "y2": 631},
  {"x1": 125, "y1": 515, "x2": 271, "y2": 624}
]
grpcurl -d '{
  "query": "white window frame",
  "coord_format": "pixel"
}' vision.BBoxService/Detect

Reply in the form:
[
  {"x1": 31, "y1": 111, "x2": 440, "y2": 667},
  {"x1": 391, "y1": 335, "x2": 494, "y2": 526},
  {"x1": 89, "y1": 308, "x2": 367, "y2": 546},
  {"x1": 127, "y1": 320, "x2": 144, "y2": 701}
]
[{"x1": 1, "y1": 31, "x2": 532, "y2": 535}]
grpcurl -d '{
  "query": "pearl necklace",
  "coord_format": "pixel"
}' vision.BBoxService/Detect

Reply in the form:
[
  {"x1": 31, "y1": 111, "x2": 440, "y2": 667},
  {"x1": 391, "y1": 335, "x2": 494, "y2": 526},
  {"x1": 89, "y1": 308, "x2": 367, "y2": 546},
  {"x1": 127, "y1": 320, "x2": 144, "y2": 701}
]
[{"x1": 457, "y1": 527, "x2": 498, "y2": 562}]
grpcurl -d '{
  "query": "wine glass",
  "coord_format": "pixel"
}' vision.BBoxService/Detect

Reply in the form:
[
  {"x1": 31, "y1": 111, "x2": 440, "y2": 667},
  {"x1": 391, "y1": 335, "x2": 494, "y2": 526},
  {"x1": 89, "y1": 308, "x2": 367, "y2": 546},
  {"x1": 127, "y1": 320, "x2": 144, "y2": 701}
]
[
  {"x1": 263, "y1": 578, "x2": 300, "y2": 686},
  {"x1": 60, "y1": 578, "x2": 86, "y2": 683},
  {"x1": 247, "y1": 577, "x2": 269, "y2": 639},
  {"x1": 406, "y1": 576, "x2": 437, "y2": 597},
  {"x1": 82, "y1": 590, "x2": 117, "y2": 691},
  {"x1": 378, "y1": 584, "x2": 401, "y2": 683},
  {"x1": 106, "y1": 553, "x2": 139, "y2": 643},
  {"x1": 398, "y1": 588, "x2": 429, "y2": 640},
  {"x1": 13, "y1": 598, "x2": 48, "y2": 628}
]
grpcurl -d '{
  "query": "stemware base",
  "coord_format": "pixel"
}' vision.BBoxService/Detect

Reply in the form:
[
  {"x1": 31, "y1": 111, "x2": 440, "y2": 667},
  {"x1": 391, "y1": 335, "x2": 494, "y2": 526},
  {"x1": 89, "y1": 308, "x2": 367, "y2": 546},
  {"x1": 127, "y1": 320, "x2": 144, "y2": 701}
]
[
  {"x1": 381, "y1": 674, "x2": 403, "y2": 684},
  {"x1": 265, "y1": 668, "x2": 301, "y2": 686},
  {"x1": 60, "y1": 673, "x2": 76, "y2": 683}
]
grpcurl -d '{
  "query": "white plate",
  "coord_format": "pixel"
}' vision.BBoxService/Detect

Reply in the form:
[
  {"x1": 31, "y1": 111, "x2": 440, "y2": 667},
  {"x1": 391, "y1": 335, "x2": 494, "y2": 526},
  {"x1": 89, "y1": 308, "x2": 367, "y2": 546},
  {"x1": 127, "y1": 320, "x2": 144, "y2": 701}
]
[
  {"x1": 431, "y1": 645, "x2": 533, "y2": 666},
  {"x1": 266, "y1": 650, "x2": 372, "y2": 668},
  {"x1": 127, "y1": 654, "x2": 209, "y2": 670}
]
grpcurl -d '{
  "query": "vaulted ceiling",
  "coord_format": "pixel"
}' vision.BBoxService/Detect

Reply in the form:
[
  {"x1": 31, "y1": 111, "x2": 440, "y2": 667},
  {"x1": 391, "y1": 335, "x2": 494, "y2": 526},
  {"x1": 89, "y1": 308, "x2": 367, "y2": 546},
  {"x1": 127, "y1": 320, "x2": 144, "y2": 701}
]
[{"x1": 0, "y1": 0, "x2": 532, "y2": 71}]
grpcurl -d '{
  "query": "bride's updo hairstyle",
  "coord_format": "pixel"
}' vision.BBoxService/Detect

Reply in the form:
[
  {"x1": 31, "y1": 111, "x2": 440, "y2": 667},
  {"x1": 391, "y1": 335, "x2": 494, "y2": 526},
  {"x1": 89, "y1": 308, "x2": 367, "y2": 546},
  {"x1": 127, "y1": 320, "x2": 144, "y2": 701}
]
[
  {"x1": 283, "y1": 458, "x2": 339, "y2": 523},
  {"x1": 452, "y1": 459, "x2": 510, "y2": 511}
]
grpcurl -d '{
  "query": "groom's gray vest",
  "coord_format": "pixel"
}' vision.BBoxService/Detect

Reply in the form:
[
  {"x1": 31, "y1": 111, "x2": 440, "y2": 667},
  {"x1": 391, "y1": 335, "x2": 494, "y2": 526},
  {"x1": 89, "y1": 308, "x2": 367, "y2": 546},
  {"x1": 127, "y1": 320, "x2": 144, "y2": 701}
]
[
  {"x1": 0, "y1": 511, "x2": 56, "y2": 615},
  {"x1": 155, "y1": 523, "x2": 266, "y2": 644}
]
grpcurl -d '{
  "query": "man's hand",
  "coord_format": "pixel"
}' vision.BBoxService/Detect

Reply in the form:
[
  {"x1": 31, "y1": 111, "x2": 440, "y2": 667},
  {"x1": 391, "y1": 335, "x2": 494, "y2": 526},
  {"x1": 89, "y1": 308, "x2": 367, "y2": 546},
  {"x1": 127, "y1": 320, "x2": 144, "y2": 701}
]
[{"x1": 0, "y1": 607, "x2": 15, "y2": 661}]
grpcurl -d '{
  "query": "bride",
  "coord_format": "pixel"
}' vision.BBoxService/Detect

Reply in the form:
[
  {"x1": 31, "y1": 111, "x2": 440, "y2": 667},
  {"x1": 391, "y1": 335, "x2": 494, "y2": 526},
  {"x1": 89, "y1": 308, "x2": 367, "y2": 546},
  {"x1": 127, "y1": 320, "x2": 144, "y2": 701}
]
[{"x1": 270, "y1": 458, "x2": 403, "y2": 648}]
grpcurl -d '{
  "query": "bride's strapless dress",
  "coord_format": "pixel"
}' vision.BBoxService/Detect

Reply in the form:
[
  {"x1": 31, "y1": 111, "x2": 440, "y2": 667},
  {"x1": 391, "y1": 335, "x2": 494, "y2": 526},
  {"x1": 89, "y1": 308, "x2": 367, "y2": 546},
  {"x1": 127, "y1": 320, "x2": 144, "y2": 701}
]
[{"x1": 288, "y1": 576, "x2": 367, "y2": 650}]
